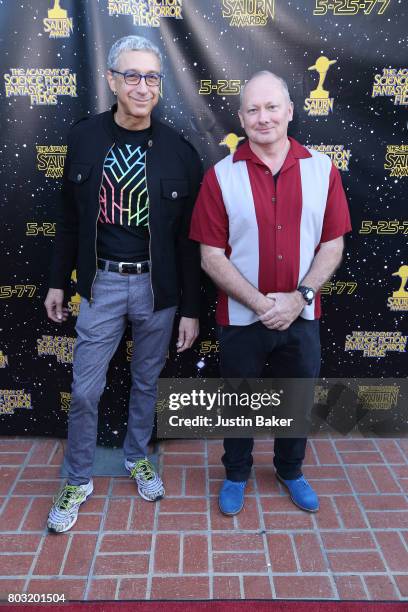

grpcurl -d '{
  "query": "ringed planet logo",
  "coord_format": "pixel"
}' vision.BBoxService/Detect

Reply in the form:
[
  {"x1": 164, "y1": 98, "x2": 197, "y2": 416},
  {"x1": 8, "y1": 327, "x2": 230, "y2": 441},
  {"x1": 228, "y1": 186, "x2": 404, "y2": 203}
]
[
  {"x1": 221, "y1": 0, "x2": 275, "y2": 27},
  {"x1": 43, "y1": 0, "x2": 73, "y2": 39},
  {"x1": 219, "y1": 133, "x2": 245, "y2": 155},
  {"x1": 304, "y1": 56, "x2": 337, "y2": 117}
]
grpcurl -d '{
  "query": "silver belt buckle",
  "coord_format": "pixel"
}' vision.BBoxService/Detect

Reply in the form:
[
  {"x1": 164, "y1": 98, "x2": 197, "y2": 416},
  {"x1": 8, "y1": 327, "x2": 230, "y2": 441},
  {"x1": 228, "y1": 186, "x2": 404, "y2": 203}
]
[
  {"x1": 136, "y1": 262, "x2": 142, "y2": 274},
  {"x1": 118, "y1": 262, "x2": 131, "y2": 274}
]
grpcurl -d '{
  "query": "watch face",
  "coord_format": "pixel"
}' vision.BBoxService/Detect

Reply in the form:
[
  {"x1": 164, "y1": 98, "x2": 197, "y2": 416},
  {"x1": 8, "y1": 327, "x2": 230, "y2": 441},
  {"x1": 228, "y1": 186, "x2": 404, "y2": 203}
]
[{"x1": 298, "y1": 286, "x2": 314, "y2": 304}]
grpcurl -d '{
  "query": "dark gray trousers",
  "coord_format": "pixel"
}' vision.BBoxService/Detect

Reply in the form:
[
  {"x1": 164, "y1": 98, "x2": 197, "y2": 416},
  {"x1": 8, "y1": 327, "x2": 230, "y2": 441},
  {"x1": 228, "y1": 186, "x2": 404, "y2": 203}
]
[{"x1": 65, "y1": 269, "x2": 176, "y2": 485}]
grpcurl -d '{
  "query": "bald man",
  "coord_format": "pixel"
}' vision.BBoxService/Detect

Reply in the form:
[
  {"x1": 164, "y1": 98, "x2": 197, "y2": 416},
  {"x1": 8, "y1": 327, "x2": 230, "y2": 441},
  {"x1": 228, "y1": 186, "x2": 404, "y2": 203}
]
[{"x1": 190, "y1": 71, "x2": 351, "y2": 516}]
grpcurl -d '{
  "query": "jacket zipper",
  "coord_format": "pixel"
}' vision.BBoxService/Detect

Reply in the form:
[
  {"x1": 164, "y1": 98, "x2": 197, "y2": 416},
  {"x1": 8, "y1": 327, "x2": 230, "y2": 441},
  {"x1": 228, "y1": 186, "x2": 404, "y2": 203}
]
[
  {"x1": 145, "y1": 145, "x2": 155, "y2": 308},
  {"x1": 89, "y1": 143, "x2": 115, "y2": 304}
]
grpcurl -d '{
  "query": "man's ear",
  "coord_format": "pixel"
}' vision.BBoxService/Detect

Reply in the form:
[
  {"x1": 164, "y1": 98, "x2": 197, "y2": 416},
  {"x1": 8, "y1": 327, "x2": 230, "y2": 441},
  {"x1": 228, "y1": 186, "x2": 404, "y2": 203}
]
[
  {"x1": 288, "y1": 101, "x2": 294, "y2": 122},
  {"x1": 238, "y1": 109, "x2": 245, "y2": 129},
  {"x1": 106, "y1": 70, "x2": 116, "y2": 94}
]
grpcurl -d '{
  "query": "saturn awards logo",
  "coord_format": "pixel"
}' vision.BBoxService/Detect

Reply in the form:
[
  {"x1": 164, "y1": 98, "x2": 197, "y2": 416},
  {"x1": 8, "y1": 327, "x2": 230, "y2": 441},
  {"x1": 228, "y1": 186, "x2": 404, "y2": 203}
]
[
  {"x1": 43, "y1": 0, "x2": 73, "y2": 38},
  {"x1": 304, "y1": 56, "x2": 337, "y2": 116},
  {"x1": 387, "y1": 266, "x2": 408, "y2": 312},
  {"x1": 358, "y1": 385, "x2": 399, "y2": 411},
  {"x1": 221, "y1": 0, "x2": 275, "y2": 27},
  {"x1": 384, "y1": 145, "x2": 408, "y2": 178},
  {"x1": 37, "y1": 145, "x2": 67, "y2": 179}
]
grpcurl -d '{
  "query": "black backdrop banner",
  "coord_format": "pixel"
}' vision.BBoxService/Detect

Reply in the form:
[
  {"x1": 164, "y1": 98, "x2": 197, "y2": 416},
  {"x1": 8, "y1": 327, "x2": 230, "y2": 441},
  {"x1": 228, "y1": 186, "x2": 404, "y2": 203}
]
[{"x1": 0, "y1": 1, "x2": 407, "y2": 444}]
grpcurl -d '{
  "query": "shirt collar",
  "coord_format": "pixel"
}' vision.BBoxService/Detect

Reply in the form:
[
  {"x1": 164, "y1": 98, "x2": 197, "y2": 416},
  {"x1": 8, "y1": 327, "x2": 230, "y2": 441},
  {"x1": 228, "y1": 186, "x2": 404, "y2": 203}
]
[
  {"x1": 233, "y1": 136, "x2": 312, "y2": 172},
  {"x1": 104, "y1": 103, "x2": 156, "y2": 145}
]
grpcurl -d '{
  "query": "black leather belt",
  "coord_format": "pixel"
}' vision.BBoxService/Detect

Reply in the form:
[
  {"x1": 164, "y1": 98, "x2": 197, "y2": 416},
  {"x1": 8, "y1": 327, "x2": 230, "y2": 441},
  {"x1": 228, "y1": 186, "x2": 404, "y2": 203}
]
[{"x1": 97, "y1": 259, "x2": 150, "y2": 274}]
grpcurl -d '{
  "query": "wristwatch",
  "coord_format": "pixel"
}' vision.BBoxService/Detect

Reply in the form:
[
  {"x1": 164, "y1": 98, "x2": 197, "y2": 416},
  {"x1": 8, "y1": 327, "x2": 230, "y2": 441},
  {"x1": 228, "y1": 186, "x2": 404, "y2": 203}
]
[{"x1": 297, "y1": 285, "x2": 315, "y2": 306}]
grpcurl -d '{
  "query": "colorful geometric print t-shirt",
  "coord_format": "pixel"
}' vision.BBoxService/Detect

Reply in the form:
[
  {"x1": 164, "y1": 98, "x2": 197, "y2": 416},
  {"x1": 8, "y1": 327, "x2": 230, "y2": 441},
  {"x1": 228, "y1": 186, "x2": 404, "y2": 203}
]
[{"x1": 97, "y1": 118, "x2": 151, "y2": 263}]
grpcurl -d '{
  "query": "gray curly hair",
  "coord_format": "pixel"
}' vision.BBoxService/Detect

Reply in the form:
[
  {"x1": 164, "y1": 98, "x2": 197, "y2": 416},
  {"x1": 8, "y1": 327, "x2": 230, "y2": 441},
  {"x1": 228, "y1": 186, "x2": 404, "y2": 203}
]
[{"x1": 107, "y1": 35, "x2": 162, "y2": 71}]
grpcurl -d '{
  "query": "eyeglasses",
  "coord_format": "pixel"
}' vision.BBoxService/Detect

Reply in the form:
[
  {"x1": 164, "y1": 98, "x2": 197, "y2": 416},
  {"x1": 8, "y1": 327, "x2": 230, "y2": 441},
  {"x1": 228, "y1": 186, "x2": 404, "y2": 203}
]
[{"x1": 110, "y1": 70, "x2": 163, "y2": 87}]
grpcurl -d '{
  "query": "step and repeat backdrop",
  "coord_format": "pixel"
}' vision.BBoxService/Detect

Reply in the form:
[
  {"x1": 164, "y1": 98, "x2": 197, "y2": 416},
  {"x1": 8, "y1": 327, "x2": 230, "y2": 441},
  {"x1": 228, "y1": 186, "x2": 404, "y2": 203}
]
[{"x1": 0, "y1": 0, "x2": 407, "y2": 443}]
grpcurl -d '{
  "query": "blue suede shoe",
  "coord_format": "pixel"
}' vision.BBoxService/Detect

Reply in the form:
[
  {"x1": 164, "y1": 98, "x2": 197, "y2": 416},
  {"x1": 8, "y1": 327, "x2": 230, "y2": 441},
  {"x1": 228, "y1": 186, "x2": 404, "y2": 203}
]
[
  {"x1": 218, "y1": 479, "x2": 246, "y2": 515},
  {"x1": 276, "y1": 473, "x2": 319, "y2": 512}
]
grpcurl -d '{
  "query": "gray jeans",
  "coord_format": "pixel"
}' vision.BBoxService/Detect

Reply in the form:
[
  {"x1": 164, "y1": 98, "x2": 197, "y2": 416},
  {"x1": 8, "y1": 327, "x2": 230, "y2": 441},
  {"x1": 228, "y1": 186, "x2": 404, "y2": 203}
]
[{"x1": 65, "y1": 268, "x2": 176, "y2": 485}]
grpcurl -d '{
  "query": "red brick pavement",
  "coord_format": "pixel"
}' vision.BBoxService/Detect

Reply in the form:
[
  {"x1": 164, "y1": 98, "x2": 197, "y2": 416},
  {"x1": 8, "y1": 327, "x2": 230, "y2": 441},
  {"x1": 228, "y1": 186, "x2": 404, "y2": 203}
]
[{"x1": 0, "y1": 436, "x2": 407, "y2": 601}]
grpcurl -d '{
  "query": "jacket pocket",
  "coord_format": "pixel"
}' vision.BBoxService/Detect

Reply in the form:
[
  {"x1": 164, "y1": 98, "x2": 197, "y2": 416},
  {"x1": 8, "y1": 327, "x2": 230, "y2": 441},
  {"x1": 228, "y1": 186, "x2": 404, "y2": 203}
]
[
  {"x1": 161, "y1": 179, "x2": 189, "y2": 201},
  {"x1": 68, "y1": 163, "x2": 93, "y2": 184}
]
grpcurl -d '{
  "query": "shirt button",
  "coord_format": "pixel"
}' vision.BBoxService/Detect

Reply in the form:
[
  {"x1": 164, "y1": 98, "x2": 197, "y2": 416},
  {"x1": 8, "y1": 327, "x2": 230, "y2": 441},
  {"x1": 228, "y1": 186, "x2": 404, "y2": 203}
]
[
  {"x1": 171, "y1": 191, "x2": 178, "y2": 199},
  {"x1": 277, "y1": 254, "x2": 283, "y2": 260},
  {"x1": 271, "y1": 197, "x2": 276, "y2": 203},
  {"x1": 77, "y1": 173, "x2": 82, "y2": 181},
  {"x1": 277, "y1": 224, "x2": 282, "y2": 230},
  {"x1": 265, "y1": 170, "x2": 270, "y2": 174},
  {"x1": 148, "y1": 139, "x2": 153, "y2": 147}
]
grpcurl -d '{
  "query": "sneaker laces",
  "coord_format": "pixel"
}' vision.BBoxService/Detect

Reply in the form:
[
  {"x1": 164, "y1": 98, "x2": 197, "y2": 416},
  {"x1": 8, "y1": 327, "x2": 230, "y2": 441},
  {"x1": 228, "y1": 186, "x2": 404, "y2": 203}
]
[
  {"x1": 130, "y1": 458, "x2": 155, "y2": 481},
  {"x1": 54, "y1": 485, "x2": 85, "y2": 510}
]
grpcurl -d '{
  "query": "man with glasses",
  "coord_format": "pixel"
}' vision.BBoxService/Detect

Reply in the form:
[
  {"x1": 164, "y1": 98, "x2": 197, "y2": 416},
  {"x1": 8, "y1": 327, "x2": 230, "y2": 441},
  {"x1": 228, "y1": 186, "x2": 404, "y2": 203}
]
[{"x1": 45, "y1": 35, "x2": 202, "y2": 532}]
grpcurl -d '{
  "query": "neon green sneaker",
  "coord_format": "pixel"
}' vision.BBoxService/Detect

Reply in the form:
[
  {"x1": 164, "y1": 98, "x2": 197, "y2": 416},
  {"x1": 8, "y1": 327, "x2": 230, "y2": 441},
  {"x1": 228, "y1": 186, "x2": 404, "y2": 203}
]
[
  {"x1": 47, "y1": 480, "x2": 93, "y2": 533},
  {"x1": 125, "y1": 458, "x2": 164, "y2": 501}
]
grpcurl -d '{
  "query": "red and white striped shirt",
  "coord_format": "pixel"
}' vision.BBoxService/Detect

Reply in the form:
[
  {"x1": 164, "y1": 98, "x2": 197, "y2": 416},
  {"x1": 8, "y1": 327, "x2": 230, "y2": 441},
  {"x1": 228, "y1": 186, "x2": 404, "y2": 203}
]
[{"x1": 190, "y1": 137, "x2": 351, "y2": 326}]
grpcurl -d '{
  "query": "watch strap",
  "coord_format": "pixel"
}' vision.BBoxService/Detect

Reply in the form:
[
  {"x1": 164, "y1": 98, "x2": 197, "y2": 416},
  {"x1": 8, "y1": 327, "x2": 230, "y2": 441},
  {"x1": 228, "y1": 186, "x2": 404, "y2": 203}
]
[{"x1": 297, "y1": 285, "x2": 315, "y2": 305}]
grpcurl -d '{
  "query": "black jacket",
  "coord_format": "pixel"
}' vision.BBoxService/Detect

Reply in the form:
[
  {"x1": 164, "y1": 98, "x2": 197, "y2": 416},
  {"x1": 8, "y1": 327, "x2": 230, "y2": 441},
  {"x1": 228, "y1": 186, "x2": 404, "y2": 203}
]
[{"x1": 49, "y1": 105, "x2": 203, "y2": 317}]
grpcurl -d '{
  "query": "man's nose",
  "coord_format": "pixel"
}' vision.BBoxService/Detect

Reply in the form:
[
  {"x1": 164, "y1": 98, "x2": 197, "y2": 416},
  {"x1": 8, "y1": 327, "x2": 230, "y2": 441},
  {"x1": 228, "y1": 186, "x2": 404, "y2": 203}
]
[
  {"x1": 135, "y1": 77, "x2": 149, "y2": 94},
  {"x1": 257, "y1": 108, "x2": 270, "y2": 123}
]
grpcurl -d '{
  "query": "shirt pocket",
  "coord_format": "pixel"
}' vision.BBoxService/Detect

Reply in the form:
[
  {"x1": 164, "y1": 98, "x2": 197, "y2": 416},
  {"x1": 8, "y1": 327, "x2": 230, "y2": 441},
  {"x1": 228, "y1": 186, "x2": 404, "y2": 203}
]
[
  {"x1": 161, "y1": 179, "x2": 189, "y2": 203},
  {"x1": 68, "y1": 162, "x2": 93, "y2": 184}
]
